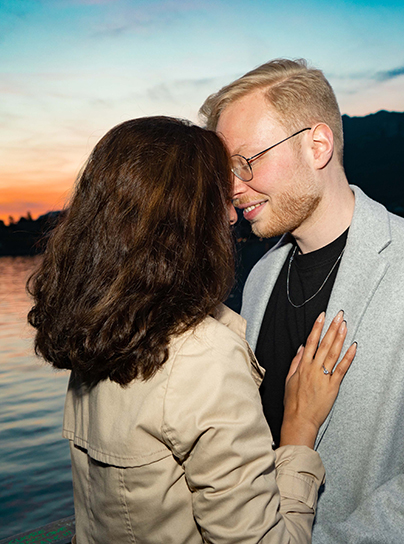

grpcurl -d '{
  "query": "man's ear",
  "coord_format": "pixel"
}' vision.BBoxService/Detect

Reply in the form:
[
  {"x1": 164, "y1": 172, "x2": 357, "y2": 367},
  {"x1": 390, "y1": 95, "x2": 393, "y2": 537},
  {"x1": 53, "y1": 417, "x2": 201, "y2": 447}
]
[{"x1": 309, "y1": 123, "x2": 334, "y2": 169}]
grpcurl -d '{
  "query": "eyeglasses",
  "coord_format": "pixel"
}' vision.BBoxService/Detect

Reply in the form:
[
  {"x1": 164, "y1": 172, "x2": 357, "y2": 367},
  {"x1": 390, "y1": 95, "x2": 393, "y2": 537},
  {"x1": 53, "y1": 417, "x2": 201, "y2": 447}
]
[{"x1": 231, "y1": 127, "x2": 311, "y2": 182}]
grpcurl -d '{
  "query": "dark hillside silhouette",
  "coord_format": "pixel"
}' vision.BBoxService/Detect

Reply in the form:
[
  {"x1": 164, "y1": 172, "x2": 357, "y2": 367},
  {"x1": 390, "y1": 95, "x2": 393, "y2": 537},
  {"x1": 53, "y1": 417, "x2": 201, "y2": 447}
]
[{"x1": 343, "y1": 111, "x2": 404, "y2": 214}]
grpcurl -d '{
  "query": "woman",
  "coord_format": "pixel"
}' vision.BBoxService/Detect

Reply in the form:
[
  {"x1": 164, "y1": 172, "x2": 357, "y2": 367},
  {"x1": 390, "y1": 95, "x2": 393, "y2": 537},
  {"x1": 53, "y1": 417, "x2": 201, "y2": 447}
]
[{"x1": 27, "y1": 116, "x2": 355, "y2": 543}]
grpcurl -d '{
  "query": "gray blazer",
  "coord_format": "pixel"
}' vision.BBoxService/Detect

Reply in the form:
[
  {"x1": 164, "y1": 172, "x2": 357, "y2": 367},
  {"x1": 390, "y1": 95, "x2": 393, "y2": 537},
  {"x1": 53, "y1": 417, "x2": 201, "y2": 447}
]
[{"x1": 242, "y1": 186, "x2": 404, "y2": 543}]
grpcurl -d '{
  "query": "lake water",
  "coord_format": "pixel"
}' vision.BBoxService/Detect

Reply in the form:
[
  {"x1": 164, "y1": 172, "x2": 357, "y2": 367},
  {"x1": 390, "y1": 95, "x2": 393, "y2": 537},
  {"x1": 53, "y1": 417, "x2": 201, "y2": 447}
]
[{"x1": 0, "y1": 256, "x2": 74, "y2": 541}]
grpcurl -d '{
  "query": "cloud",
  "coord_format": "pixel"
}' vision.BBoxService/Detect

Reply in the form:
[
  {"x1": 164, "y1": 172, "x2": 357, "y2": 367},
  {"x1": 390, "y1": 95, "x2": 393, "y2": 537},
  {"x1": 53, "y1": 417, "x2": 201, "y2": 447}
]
[
  {"x1": 63, "y1": 0, "x2": 117, "y2": 4},
  {"x1": 329, "y1": 66, "x2": 404, "y2": 84},
  {"x1": 146, "y1": 76, "x2": 229, "y2": 101},
  {"x1": 340, "y1": 66, "x2": 404, "y2": 83},
  {"x1": 89, "y1": 0, "x2": 213, "y2": 38},
  {"x1": 375, "y1": 66, "x2": 404, "y2": 82}
]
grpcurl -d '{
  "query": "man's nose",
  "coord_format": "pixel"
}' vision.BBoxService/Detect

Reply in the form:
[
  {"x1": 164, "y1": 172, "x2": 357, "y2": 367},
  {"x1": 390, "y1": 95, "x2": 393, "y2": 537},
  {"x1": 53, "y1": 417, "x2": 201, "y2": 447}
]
[{"x1": 232, "y1": 174, "x2": 248, "y2": 200}]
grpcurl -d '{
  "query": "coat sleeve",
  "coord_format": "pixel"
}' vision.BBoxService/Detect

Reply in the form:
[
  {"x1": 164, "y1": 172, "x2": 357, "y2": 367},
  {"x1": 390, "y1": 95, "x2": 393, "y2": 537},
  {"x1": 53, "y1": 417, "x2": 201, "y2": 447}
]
[{"x1": 162, "y1": 322, "x2": 325, "y2": 544}]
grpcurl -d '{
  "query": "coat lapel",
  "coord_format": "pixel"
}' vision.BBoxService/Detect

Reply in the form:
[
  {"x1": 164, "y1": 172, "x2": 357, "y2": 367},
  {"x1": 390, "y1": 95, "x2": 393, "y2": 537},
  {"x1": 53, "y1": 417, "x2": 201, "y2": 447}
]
[
  {"x1": 242, "y1": 235, "x2": 293, "y2": 350},
  {"x1": 315, "y1": 186, "x2": 391, "y2": 447}
]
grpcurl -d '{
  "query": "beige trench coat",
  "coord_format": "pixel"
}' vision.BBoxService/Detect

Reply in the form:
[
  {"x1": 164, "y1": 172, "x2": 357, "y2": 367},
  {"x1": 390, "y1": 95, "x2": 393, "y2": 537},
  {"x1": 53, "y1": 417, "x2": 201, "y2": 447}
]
[{"x1": 63, "y1": 305, "x2": 324, "y2": 543}]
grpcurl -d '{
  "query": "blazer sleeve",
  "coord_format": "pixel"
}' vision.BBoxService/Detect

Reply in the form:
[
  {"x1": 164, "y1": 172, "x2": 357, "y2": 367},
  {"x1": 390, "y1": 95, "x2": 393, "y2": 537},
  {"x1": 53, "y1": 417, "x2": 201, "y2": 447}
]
[{"x1": 162, "y1": 322, "x2": 325, "y2": 544}]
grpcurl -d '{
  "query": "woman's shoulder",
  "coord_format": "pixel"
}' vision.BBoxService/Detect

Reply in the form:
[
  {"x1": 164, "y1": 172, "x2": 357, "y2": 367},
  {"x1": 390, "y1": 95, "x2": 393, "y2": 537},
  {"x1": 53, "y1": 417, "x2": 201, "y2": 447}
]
[
  {"x1": 167, "y1": 304, "x2": 265, "y2": 391},
  {"x1": 171, "y1": 304, "x2": 248, "y2": 359}
]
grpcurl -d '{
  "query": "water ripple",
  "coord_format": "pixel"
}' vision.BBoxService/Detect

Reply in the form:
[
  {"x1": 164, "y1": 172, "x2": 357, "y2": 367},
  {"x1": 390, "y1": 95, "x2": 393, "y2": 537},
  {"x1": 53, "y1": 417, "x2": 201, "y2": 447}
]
[{"x1": 0, "y1": 256, "x2": 73, "y2": 540}]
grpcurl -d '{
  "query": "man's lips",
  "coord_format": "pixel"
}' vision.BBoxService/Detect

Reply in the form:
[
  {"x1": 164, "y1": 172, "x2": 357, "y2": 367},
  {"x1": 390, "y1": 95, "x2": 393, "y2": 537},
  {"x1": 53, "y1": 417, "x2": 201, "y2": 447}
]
[{"x1": 235, "y1": 200, "x2": 267, "y2": 220}]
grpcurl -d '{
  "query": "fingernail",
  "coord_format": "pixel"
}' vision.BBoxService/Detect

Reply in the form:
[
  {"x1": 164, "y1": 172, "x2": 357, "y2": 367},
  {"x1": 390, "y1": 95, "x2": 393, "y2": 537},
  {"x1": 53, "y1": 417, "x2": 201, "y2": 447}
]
[
  {"x1": 339, "y1": 320, "x2": 347, "y2": 332},
  {"x1": 334, "y1": 310, "x2": 344, "y2": 323},
  {"x1": 296, "y1": 344, "x2": 304, "y2": 354},
  {"x1": 317, "y1": 311, "x2": 325, "y2": 323}
]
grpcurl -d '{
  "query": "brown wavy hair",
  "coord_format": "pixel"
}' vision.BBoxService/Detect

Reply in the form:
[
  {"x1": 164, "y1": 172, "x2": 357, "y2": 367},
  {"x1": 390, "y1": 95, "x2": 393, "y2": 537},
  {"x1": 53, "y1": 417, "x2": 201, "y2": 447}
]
[{"x1": 27, "y1": 116, "x2": 235, "y2": 386}]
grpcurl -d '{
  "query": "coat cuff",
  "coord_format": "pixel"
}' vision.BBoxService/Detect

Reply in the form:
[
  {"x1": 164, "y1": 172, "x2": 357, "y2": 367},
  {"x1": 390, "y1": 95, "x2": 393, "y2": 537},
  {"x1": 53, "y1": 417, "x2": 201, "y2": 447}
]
[{"x1": 275, "y1": 445, "x2": 325, "y2": 510}]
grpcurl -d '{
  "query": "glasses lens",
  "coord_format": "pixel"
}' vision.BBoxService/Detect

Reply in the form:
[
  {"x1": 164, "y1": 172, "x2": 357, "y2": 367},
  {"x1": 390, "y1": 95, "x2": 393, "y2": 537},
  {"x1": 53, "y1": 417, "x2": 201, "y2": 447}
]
[{"x1": 231, "y1": 155, "x2": 252, "y2": 182}]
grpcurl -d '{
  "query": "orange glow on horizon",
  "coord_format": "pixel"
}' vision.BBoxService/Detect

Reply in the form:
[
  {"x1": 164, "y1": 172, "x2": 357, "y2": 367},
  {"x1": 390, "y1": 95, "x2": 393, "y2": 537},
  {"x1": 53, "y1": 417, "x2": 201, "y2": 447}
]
[{"x1": 0, "y1": 185, "x2": 72, "y2": 225}]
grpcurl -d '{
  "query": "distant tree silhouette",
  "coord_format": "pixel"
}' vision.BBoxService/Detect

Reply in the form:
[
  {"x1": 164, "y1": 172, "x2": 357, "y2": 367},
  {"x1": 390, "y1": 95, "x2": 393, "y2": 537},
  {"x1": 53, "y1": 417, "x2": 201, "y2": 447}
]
[{"x1": 0, "y1": 211, "x2": 63, "y2": 257}]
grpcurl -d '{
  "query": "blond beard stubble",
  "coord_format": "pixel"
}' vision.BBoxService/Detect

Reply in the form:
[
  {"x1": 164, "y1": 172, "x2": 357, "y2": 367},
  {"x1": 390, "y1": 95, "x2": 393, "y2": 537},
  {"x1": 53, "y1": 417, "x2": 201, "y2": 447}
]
[{"x1": 251, "y1": 178, "x2": 321, "y2": 239}]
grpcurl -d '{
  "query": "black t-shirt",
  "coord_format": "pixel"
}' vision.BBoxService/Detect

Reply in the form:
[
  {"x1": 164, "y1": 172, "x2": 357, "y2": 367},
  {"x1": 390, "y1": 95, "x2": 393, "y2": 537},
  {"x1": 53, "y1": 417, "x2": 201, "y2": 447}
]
[{"x1": 255, "y1": 229, "x2": 348, "y2": 447}]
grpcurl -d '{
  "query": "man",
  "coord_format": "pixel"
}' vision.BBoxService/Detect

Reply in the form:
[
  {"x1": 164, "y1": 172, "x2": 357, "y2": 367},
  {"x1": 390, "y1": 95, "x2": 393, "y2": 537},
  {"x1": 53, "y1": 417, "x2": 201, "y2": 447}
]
[{"x1": 200, "y1": 59, "x2": 404, "y2": 543}]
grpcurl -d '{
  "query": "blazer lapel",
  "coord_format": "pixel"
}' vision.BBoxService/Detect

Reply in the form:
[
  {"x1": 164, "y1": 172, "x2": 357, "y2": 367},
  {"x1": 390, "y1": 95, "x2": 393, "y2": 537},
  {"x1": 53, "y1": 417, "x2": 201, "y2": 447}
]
[
  {"x1": 315, "y1": 186, "x2": 391, "y2": 447},
  {"x1": 242, "y1": 235, "x2": 293, "y2": 349}
]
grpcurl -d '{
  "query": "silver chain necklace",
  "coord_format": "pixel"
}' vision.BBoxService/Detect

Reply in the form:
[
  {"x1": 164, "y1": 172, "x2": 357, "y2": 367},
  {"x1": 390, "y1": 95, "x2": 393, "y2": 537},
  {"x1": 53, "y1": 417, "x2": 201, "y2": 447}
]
[{"x1": 286, "y1": 245, "x2": 345, "y2": 308}]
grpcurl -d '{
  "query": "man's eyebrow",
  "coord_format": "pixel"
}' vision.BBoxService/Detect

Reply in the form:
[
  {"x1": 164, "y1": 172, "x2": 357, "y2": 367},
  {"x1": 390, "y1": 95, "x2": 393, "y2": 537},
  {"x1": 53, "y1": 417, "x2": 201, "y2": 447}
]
[
  {"x1": 230, "y1": 141, "x2": 253, "y2": 156},
  {"x1": 217, "y1": 131, "x2": 249, "y2": 156},
  {"x1": 233, "y1": 143, "x2": 263, "y2": 157}
]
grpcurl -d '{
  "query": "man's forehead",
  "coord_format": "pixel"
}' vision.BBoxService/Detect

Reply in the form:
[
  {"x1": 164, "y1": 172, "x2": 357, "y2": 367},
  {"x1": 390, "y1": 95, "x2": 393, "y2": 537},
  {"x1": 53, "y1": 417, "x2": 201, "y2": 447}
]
[{"x1": 216, "y1": 93, "x2": 282, "y2": 154}]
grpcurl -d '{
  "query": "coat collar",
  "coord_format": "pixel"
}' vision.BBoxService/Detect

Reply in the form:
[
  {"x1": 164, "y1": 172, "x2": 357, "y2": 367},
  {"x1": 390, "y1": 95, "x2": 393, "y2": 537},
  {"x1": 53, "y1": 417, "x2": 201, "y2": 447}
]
[
  {"x1": 322, "y1": 185, "x2": 391, "y2": 347},
  {"x1": 213, "y1": 303, "x2": 247, "y2": 339},
  {"x1": 213, "y1": 304, "x2": 265, "y2": 387}
]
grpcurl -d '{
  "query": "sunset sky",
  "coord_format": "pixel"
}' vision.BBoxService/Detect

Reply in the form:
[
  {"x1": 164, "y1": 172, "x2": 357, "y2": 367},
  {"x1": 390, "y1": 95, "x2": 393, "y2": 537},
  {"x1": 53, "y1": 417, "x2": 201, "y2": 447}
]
[{"x1": 1, "y1": 0, "x2": 404, "y2": 224}]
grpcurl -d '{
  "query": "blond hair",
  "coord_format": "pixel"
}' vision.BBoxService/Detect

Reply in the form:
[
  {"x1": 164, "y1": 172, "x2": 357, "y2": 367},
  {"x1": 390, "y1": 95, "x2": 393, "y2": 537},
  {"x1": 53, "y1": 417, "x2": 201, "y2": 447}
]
[{"x1": 199, "y1": 58, "x2": 344, "y2": 164}]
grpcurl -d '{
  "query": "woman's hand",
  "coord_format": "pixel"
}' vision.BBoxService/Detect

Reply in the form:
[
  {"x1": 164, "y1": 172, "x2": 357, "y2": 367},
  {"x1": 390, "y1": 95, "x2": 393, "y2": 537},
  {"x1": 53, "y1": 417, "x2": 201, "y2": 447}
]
[{"x1": 279, "y1": 311, "x2": 357, "y2": 449}]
